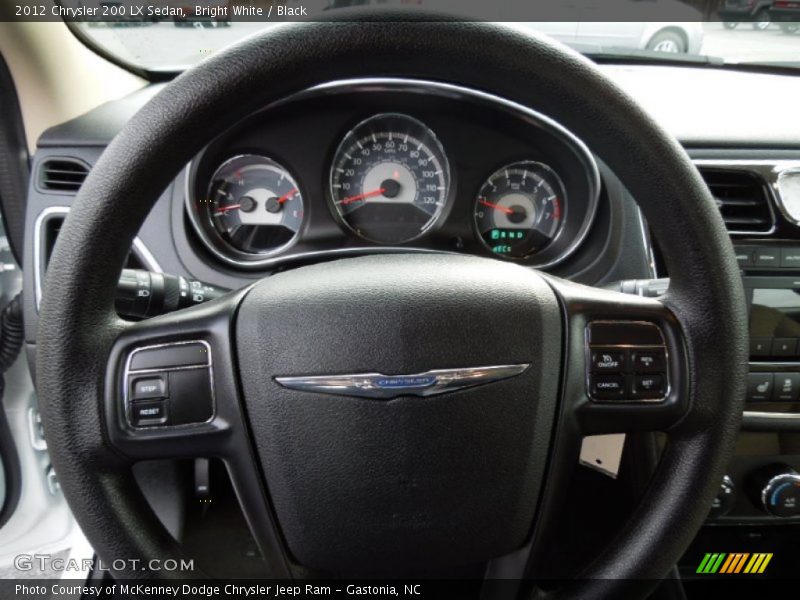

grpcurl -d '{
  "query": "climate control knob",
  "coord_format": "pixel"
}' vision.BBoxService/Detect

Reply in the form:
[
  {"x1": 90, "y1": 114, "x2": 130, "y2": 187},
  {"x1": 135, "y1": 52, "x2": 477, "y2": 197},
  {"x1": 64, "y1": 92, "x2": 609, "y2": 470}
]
[{"x1": 749, "y1": 464, "x2": 800, "y2": 518}]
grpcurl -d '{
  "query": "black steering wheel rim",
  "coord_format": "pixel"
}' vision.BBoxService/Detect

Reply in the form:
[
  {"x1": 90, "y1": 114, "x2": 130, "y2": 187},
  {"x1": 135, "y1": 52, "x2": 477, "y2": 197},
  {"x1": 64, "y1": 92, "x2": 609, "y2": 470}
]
[{"x1": 36, "y1": 17, "x2": 747, "y2": 596}]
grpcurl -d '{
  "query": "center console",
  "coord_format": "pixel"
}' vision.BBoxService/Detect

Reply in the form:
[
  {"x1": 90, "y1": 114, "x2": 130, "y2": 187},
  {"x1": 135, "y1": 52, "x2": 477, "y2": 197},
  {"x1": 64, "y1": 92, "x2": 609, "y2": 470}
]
[
  {"x1": 739, "y1": 245, "x2": 800, "y2": 418},
  {"x1": 705, "y1": 244, "x2": 800, "y2": 526}
]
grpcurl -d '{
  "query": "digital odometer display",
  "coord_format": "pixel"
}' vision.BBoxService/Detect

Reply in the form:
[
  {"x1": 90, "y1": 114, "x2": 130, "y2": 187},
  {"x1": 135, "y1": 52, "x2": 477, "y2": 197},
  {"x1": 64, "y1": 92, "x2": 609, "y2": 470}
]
[{"x1": 329, "y1": 113, "x2": 450, "y2": 244}]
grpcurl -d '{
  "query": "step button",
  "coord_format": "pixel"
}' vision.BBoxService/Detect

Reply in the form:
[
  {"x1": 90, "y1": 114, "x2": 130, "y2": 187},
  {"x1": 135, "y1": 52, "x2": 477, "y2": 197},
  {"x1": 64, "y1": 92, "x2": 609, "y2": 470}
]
[{"x1": 131, "y1": 375, "x2": 167, "y2": 400}]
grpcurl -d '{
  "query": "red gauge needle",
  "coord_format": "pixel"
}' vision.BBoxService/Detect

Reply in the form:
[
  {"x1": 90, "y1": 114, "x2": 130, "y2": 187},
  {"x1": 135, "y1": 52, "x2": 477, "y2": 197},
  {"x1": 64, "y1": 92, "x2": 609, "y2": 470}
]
[
  {"x1": 341, "y1": 188, "x2": 386, "y2": 205},
  {"x1": 214, "y1": 204, "x2": 240, "y2": 215},
  {"x1": 277, "y1": 188, "x2": 298, "y2": 204},
  {"x1": 478, "y1": 199, "x2": 514, "y2": 215}
]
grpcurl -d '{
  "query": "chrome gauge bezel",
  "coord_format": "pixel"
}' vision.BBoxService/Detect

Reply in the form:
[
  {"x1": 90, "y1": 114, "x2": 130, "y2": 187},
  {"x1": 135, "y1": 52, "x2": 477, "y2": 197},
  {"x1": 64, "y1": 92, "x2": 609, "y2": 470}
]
[
  {"x1": 186, "y1": 154, "x2": 305, "y2": 265},
  {"x1": 327, "y1": 112, "x2": 452, "y2": 245}
]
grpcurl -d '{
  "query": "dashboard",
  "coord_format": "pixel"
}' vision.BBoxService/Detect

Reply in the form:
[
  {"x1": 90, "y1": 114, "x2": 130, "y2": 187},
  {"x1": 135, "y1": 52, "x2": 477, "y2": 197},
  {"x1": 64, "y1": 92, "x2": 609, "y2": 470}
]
[
  {"x1": 18, "y1": 61, "x2": 800, "y2": 584},
  {"x1": 184, "y1": 80, "x2": 600, "y2": 270}
]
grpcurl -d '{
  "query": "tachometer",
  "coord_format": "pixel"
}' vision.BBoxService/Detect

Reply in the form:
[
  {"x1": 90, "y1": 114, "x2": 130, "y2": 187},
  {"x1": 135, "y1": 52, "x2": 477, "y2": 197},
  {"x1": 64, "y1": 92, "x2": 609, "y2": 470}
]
[
  {"x1": 473, "y1": 161, "x2": 565, "y2": 260},
  {"x1": 200, "y1": 155, "x2": 304, "y2": 258},
  {"x1": 329, "y1": 113, "x2": 450, "y2": 244}
]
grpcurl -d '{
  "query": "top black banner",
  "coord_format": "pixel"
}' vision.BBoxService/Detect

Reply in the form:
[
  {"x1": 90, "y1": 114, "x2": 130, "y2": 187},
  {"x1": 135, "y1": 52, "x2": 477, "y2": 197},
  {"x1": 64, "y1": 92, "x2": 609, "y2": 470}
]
[{"x1": 0, "y1": 0, "x2": 785, "y2": 23}]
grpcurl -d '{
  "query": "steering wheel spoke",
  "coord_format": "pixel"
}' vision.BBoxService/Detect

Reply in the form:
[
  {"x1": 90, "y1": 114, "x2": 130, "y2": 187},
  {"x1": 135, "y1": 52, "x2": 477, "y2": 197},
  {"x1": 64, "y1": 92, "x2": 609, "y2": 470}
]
[
  {"x1": 104, "y1": 290, "x2": 248, "y2": 461},
  {"x1": 103, "y1": 287, "x2": 293, "y2": 576},
  {"x1": 546, "y1": 276, "x2": 689, "y2": 435}
]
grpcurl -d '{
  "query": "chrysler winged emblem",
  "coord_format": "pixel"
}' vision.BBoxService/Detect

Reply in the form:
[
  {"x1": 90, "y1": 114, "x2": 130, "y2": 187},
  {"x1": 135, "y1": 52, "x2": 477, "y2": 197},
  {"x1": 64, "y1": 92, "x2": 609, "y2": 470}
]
[{"x1": 275, "y1": 364, "x2": 530, "y2": 400}]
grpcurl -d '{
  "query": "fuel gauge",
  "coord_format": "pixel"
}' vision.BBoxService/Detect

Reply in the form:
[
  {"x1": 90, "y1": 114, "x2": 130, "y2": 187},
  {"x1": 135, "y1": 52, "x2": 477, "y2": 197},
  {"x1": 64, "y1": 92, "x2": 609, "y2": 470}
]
[{"x1": 197, "y1": 155, "x2": 304, "y2": 261}]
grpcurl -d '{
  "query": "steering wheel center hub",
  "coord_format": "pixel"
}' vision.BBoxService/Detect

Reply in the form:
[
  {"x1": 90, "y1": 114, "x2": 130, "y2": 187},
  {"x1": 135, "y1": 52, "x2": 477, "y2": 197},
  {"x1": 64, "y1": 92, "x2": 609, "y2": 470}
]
[{"x1": 234, "y1": 254, "x2": 562, "y2": 573}]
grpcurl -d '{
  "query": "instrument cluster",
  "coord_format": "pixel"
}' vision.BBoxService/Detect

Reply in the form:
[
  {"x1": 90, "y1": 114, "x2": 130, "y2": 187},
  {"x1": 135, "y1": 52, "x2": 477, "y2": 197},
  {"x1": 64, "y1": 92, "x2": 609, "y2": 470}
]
[{"x1": 185, "y1": 80, "x2": 600, "y2": 270}]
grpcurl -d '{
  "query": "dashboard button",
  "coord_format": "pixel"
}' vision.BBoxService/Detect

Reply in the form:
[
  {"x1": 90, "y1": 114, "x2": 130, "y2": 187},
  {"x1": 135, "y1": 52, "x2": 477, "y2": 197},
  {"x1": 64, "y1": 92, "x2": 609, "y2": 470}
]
[
  {"x1": 632, "y1": 374, "x2": 665, "y2": 399},
  {"x1": 754, "y1": 247, "x2": 780, "y2": 268},
  {"x1": 590, "y1": 348, "x2": 625, "y2": 371},
  {"x1": 130, "y1": 375, "x2": 167, "y2": 400},
  {"x1": 747, "y1": 373, "x2": 774, "y2": 402},
  {"x1": 781, "y1": 248, "x2": 800, "y2": 269},
  {"x1": 771, "y1": 338, "x2": 798, "y2": 357},
  {"x1": 735, "y1": 247, "x2": 754, "y2": 268},
  {"x1": 750, "y1": 337, "x2": 771, "y2": 358},
  {"x1": 590, "y1": 374, "x2": 626, "y2": 400},
  {"x1": 131, "y1": 400, "x2": 168, "y2": 427},
  {"x1": 772, "y1": 373, "x2": 800, "y2": 402}
]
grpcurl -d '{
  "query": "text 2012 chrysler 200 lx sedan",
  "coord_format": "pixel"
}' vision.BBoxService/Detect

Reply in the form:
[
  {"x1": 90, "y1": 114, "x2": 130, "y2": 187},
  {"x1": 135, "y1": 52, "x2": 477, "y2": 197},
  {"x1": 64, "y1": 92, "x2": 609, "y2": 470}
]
[{"x1": 0, "y1": 3, "x2": 799, "y2": 599}]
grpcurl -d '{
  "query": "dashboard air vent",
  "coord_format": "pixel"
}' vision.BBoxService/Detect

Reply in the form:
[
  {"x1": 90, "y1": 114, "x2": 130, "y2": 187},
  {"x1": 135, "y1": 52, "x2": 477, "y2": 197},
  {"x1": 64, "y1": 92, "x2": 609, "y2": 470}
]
[
  {"x1": 698, "y1": 168, "x2": 774, "y2": 235},
  {"x1": 39, "y1": 158, "x2": 89, "y2": 193}
]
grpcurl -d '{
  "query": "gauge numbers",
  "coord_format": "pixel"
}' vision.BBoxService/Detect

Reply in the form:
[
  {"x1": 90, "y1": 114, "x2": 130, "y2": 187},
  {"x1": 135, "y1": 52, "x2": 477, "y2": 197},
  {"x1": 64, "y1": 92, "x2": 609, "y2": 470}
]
[
  {"x1": 203, "y1": 155, "x2": 304, "y2": 257},
  {"x1": 329, "y1": 113, "x2": 450, "y2": 244},
  {"x1": 474, "y1": 161, "x2": 565, "y2": 260}
]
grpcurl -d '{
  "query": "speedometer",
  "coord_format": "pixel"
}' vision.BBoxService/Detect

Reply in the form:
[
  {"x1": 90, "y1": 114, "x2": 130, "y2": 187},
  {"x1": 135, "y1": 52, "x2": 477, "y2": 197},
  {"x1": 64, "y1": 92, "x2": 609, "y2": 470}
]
[{"x1": 329, "y1": 113, "x2": 450, "y2": 244}]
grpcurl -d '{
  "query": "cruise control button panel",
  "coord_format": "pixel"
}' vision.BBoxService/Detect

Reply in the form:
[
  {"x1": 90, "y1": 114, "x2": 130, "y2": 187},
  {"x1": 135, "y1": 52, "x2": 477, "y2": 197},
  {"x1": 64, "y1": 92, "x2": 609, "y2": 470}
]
[
  {"x1": 124, "y1": 341, "x2": 214, "y2": 429},
  {"x1": 586, "y1": 322, "x2": 669, "y2": 403}
]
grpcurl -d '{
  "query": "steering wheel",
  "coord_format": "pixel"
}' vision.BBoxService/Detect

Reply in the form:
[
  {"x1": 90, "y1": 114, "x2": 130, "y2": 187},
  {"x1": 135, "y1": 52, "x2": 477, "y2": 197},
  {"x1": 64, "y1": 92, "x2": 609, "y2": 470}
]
[{"x1": 37, "y1": 18, "x2": 747, "y2": 598}]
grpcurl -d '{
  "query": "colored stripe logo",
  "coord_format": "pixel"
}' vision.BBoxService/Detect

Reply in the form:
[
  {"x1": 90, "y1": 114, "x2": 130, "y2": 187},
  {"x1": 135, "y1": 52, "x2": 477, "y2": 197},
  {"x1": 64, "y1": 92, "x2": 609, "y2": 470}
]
[{"x1": 696, "y1": 553, "x2": 773, "y2": 574}]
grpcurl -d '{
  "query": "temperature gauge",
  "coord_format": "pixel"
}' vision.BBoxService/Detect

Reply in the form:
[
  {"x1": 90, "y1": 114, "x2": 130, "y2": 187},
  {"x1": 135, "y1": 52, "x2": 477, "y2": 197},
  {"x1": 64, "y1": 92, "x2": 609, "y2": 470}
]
[{"x1": 198, "y1": 155, "x2": 304, "y2": 261}]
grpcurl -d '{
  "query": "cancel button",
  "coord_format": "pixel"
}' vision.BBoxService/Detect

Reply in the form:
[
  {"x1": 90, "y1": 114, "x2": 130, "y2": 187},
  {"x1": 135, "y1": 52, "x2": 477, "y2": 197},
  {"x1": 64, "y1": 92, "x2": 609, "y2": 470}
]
[{"x1": 591, "y1": 374, "x2": 626, "y2": 400}]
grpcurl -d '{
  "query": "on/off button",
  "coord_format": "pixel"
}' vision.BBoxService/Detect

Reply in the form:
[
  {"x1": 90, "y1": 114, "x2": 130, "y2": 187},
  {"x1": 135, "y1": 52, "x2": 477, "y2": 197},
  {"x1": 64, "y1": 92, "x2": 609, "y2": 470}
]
[{"x1": 591, "y1": 349, "x2": 626, "y2": 371}]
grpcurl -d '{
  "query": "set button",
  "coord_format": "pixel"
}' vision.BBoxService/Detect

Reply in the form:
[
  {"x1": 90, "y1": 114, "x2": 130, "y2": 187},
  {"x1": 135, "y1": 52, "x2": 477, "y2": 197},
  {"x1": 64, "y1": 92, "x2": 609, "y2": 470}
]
[{"x1": 632, "y1": 374, "x2": 665, "y2": 399}]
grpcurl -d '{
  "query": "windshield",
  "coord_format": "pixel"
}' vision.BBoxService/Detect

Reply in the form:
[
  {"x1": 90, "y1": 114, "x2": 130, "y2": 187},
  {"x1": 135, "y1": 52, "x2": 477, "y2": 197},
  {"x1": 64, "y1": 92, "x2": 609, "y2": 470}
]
[{"x1": 63, "y1": 1, "x2": 800, "y2": 72}]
